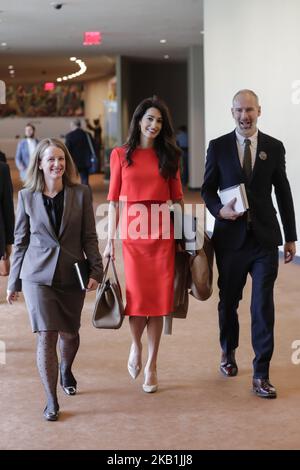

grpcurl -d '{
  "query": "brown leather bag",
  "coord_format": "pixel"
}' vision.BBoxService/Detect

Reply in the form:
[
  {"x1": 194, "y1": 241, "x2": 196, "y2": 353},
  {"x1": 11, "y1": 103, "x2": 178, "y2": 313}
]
[
  {"x1": 164, "y1": 232, "x2": 214, "y2": 335},
  {"x1": 92, "y1": 257, "x2": 124, "y2": 329},
  {"x1": 189, "y1": 231, "x2": 214, "y2": 301},
  {"x1": 0, "y1": 257, "x2": 10, "y2": 276}
]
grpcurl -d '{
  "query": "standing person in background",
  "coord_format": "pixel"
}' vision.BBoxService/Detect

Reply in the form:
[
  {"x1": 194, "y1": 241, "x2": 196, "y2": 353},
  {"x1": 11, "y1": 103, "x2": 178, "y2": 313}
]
[
  {"x1": 65, "y1": 119, "x2": 95, "y2": 186},
  {"x1": 201, "y1": 89, "x2": 297, "y2": 399},
  {"x1": 15, "y1": 123, "x2": 38, "y2": 182},
  {"x1": 176, "y1": 125, "x2": 188, "y2": 186},
  {"x1": 85, "y1": 118, "x2": 102, "y2": 172},
  {"x1": 0, "y1": 161, "x2": 14, "y2": 275},
  {"x1": 7, "y1": 138, "x2": 103, "y2": 421},
  {"x1": 104, "y1": 97, "x2": 183, "y2": 393}
]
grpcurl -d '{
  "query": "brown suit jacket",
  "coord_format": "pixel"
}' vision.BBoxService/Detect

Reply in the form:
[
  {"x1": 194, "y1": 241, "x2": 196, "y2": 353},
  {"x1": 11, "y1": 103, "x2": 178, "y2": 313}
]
[{"x1": 8, "y1": 184, "x2": 103, "y2": 291}]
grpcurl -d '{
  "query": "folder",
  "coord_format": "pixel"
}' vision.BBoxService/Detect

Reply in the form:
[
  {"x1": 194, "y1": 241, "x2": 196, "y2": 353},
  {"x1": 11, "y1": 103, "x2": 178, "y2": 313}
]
[
  {"x1": 74, "y1": 259, "x2": 89, "y2": 290},
  {"x1": 219, "y1": 183, "x2": 249, "y2": 213}
]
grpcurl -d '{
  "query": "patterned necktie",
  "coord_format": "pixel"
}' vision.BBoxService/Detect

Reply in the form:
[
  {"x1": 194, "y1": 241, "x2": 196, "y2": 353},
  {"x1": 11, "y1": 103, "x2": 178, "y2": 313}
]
[{"x1": 243, "y1": 138, "x2": 252, "y2": 184}]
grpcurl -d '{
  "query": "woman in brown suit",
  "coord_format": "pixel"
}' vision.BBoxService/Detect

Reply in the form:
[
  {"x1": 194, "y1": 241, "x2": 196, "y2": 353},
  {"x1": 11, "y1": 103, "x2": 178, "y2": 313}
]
[{"x1": 7, "y1": 138, "x2": 103, "y2": 421}]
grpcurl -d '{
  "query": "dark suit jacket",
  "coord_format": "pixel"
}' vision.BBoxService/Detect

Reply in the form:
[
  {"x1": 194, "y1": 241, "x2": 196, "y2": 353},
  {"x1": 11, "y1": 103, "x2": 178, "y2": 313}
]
[
  {"x1": 65, "y1": 128, "x2": 95, "y2": 171},
  {"x1": 0, "y1": 162, "x2": 15, "y2": 257},
  {"x1": 201, "y1": 130, "x2": 297, "y2": 250},
  {"x1": 8, "y1": 184, "x2": 103, "y2": 292},
  {"x1": 0, "y1": 150, "x2": 6, "y2": 162}
]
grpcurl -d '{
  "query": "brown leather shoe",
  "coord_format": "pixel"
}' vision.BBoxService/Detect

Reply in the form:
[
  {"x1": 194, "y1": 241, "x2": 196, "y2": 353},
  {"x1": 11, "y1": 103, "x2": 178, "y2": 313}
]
[
  {"x1": 220, "y1": 350, "x2": 238, "y2": 377},
  {"x1": 252, "y1": 378, "x2": 277, "y2": 399}
]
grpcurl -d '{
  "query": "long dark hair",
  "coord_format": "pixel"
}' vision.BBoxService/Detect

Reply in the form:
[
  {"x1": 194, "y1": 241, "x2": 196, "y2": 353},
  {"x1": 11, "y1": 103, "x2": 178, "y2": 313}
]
[{"x1": 125, "y1": 96, "x2": 181, "y2": 179}]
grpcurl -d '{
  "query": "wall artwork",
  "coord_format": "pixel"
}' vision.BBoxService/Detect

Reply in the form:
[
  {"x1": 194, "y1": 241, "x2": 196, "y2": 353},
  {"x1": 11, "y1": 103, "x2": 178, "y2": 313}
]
[{"x1": 0, "y1": 83, "x2": 84, "y2": 117}]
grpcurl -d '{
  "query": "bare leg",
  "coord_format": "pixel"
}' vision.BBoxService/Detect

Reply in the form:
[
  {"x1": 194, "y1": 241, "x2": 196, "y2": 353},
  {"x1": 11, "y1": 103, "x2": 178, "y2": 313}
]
[
  {"x1": 128, "y1": 316, "x2": 147, "y2": 378},
  {"x1": 36, "y1": 331, "x2": 59, "y2": 412},
  {"x1": 144, "y1": 316, "x2": 163, "y2": 387}
]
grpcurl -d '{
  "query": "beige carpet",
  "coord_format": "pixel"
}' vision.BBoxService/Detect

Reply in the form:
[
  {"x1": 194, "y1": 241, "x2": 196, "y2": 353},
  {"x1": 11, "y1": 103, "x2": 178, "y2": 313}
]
[{"x1": 0, "y1": 166, "x2": 299, "y2": 450}]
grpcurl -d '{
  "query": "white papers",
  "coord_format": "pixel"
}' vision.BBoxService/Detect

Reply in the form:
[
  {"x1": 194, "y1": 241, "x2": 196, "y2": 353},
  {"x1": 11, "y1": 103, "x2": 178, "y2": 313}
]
[{"x1": 219, "y1": 183, "x2": 249, "y2": 213}]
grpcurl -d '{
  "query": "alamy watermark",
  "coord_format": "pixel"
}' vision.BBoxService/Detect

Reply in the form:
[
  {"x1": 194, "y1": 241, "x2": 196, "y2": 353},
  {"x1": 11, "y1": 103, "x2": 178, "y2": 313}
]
[
  {"x1": 0, "y1": 79, "x2": 6, "y2": 104},
  {"x1": 291, "y1": 340, "x2": 300, "y2": 364},
  {"x1": 95, "y1": 201, "x2": 205, "y2": 250},
  {"x1": 0, "y1": 340, "x2": 6, "y2": 365},
  {"x1": 291, "y1": 80, "x2": 300, "y2": 104}
]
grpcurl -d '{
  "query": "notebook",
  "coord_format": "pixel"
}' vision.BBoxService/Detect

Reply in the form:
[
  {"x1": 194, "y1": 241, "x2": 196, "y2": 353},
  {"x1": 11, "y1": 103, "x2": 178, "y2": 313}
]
[
  {"x1": 219, "y1": 183, "x2": 249, "y2": 213},
  {"x1": 74, "y1": 259, "x2": 89, "y2": 290}
]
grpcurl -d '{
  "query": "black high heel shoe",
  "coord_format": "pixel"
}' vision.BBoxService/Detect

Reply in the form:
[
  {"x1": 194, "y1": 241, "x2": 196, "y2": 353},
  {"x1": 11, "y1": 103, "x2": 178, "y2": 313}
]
[
  {"x1": 60, "y1": 365, "x2": 77, "y2": 396},
  {"x1": 43, "y1": 405, "x2": 60, "y2": 421}
]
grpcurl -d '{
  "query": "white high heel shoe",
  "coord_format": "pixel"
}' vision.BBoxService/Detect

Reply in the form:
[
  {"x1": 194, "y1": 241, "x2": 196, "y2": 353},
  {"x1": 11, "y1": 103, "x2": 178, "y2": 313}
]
[
  {"x1": 127, "y1": 344, "x2": 142, "y2": 379},
  {"x1": 142, "y1": 370, "x2": 158, "y2": 393}
]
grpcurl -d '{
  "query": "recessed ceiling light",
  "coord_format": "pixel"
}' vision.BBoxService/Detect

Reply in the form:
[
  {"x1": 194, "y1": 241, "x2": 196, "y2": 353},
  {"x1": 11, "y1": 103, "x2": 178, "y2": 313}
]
[
  {"x1": 56, "y1": 57, "x2": 87, "y2": 82},
  {"x1": 164, "y1": 55, "x2": 169, "y2": 59},
  {"x1": 8, "y1": 65, "x2": 14, "y2": 69},
  {"x1": 1, "y1": 42, "x2": 7, "y2": 47},
  {"x1": 160, "y1": 39, "x2": 167, "y2": 44}
]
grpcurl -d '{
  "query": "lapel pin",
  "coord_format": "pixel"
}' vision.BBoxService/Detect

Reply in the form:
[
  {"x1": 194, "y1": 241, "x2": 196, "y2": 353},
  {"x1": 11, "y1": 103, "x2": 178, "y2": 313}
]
[{"x1": 259, "y1": 151, "x2": 267, "y2": 160}]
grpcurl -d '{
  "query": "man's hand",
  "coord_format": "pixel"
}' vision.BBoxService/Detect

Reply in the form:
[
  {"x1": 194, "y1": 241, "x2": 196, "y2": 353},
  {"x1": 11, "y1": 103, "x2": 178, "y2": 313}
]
[
  {"x1": 219, "y1": 198, "x2": 244, "y2": 221},
  {"x1": 284, "y1": 241, "x2": 296, "y2": 263}
]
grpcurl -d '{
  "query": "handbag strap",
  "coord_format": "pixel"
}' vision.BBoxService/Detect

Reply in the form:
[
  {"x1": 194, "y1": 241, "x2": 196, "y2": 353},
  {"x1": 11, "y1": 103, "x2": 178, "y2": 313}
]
[
  {"x1": 85, "y1": 132, "x2": 95, "y2": 156},
  {"x1": 97, "y1": 257, "x2": 122, "y2": 298}
]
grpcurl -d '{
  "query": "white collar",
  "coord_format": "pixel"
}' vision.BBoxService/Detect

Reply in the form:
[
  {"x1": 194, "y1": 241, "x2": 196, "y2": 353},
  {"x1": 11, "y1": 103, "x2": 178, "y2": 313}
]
[{"x1": 235, "y1": 129, "x2": 258, "y2": 145}]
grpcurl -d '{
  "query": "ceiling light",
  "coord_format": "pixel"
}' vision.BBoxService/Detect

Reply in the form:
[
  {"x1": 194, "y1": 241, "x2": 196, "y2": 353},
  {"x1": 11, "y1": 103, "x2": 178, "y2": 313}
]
[
  {"x1": 1, "y1": 42, "x2": 7, "y2": 47},
  {"x1": 160, "y1": 39, "x2": 167, "y2": 44},
  {"x1": 8, "y1": 65, "x2": 14, "y2": 69},
  {"x1": 56, "y1": 56, "x2": 87, "y2": 82},
  {"x1": 164, "y1": 55, "x2": 169, "y2": 59}
]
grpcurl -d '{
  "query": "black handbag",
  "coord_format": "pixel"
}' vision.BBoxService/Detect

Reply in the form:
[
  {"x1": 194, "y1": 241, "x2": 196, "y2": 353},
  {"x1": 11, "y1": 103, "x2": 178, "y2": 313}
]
[{"x1": 92, "y1": 257, "x2": 124, "y2": 329}]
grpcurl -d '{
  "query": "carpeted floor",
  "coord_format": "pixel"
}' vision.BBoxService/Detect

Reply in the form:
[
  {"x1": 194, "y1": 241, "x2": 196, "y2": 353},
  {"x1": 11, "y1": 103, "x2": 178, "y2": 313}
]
[{"x1": 0, "y1": 165, "x2": 299, "y2": 450}]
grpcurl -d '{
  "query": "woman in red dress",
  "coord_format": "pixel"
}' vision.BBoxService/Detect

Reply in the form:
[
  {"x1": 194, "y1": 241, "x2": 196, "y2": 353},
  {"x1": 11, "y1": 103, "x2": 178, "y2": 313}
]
[{"x1": 104, "y1": 97, "x2": 183, "y2": 393}]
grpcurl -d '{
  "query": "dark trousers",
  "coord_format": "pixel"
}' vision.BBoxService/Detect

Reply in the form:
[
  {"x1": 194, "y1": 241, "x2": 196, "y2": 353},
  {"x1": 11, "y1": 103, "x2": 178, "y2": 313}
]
[
  {"x1": 79, "y1": 168, "x2": 89, "y2": 186},
  {"x1": 215, "y1": 232, "x2": 279, "y2": 379}
]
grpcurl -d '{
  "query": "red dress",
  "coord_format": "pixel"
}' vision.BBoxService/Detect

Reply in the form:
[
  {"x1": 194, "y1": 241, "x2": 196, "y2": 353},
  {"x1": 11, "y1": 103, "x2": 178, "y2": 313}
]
[{"x1": 107, "y1": 146, "x2": 183, "y2": 316}]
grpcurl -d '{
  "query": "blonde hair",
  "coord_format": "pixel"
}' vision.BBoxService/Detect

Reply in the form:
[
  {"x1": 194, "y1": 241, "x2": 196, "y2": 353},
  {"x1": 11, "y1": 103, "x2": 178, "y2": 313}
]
[{"x1": 25, "y1": 138, "x2": 79, "y2": 192}]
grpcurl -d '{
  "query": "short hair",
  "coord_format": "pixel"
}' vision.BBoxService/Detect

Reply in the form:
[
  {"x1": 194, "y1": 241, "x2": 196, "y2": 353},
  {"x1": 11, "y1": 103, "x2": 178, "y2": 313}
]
[
  {"x1": 72, "y1": 118, "x2": 81, "y2": 128},
  {"x1": 25, "y1": 123, "x2": 35, "y2": 131},
  {"x1": 25, "y1": 138, "x2": 79, "y2": 192},
  {"x1": 232, "y1": 89, "x2": 260, "y2": 106}
]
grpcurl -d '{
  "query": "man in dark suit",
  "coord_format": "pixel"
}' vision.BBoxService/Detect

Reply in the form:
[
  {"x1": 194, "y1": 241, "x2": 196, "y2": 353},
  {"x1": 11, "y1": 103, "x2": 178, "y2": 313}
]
[
  {"x1": 202, "y1": 89, "x2": 297, "y2": 398},
  {"x1": 0, "y1": 161, "x2": 14, "y2": 265},
  {"x1": 65, "y1": 119, "x2": 95, "y2": 185},
  {"x1": 0, "y1": 149, "x2": 7, "y2": 162}
]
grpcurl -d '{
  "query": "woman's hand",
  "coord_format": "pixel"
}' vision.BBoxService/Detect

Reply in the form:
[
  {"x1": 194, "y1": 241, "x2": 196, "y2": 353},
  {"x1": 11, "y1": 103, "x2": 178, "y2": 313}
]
[
  {"x1": 103, "y1": 239, "x2": 115, "y2": 260},
  {"x1": 6, "y1": 290, "x2": 19, "y2": 304},
  {"x1": 86, "y1": 278, "x2": 99, "y2": 291}
]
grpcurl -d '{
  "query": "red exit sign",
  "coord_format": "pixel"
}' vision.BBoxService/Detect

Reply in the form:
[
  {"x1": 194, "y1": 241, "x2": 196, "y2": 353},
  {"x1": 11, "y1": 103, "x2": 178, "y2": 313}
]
[
  {"x1": 83, "y1": 31, "x2": 102, "y2": 45},
  {"x1": 44, "y1": 82, "x2": 55, "y2": 91}
]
